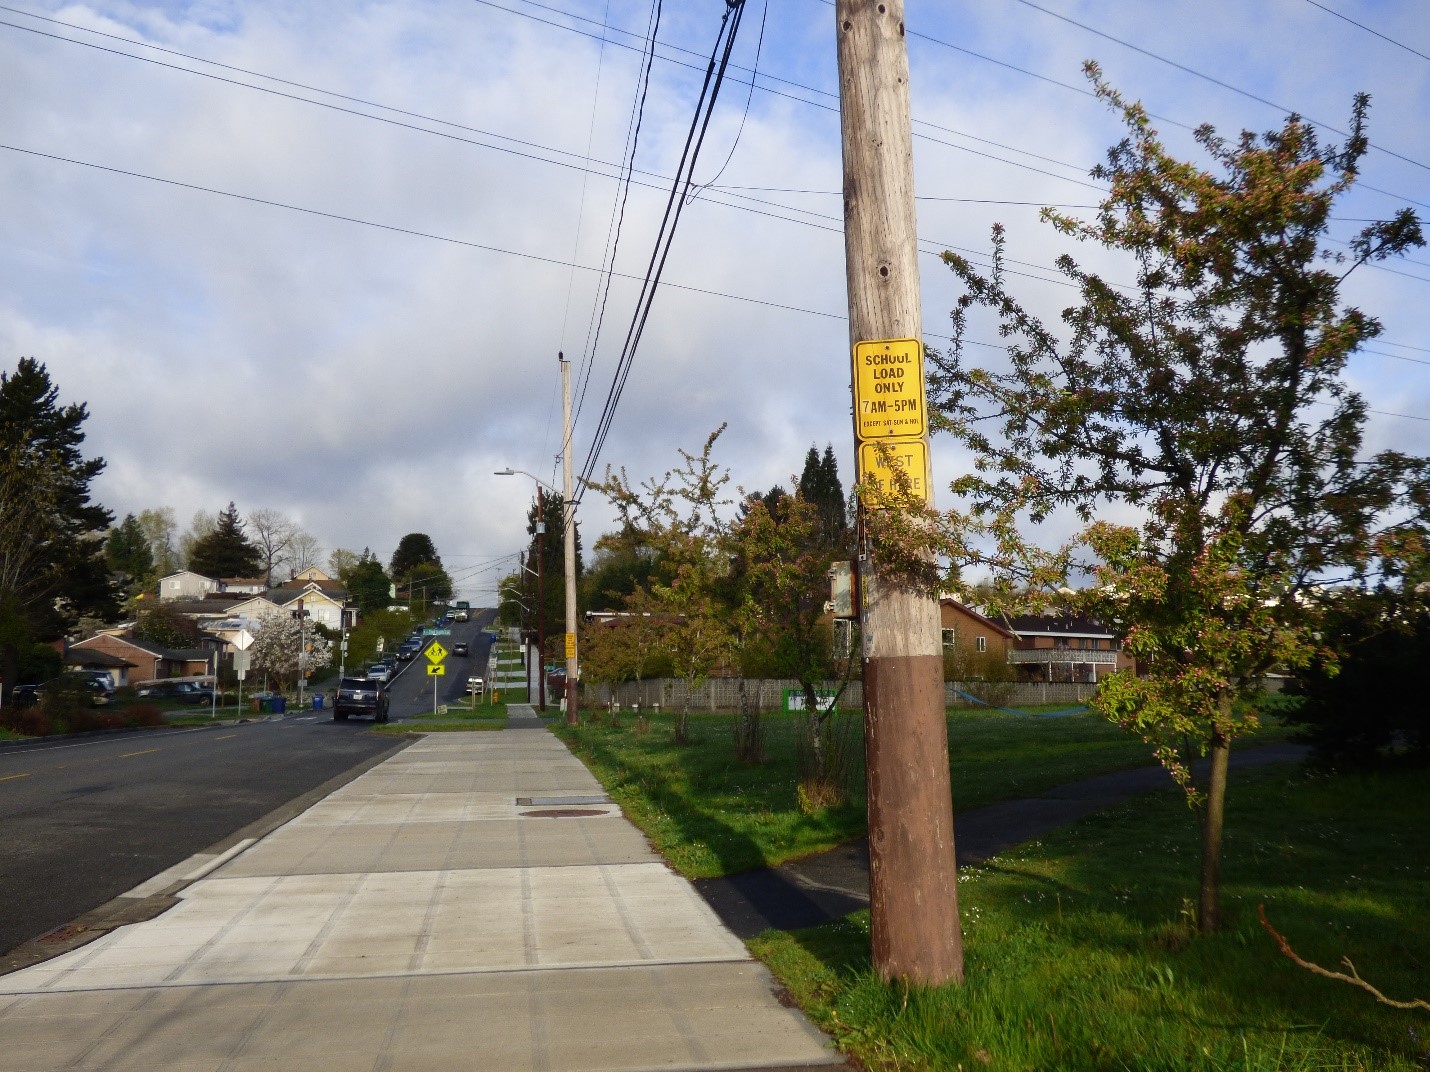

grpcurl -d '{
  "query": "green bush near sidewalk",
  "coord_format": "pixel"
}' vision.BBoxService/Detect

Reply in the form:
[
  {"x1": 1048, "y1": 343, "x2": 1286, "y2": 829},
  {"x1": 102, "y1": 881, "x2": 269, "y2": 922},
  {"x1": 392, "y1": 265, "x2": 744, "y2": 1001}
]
[
  {"x1": 750, "y1": 764, "x2": 1430, "y2": 1072},
  {"x1": 553, "y1": 708, "x2": 1296, "y2": 879}
]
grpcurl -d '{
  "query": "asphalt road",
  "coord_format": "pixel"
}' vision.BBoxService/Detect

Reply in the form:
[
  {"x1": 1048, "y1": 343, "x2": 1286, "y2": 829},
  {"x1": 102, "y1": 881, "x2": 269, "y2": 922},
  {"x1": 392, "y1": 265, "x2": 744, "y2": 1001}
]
[
  {"x1": 375, "y1": 608, "x2": 499, "y2": 719},
  {"x1": 0, "y1": 608, "x2": 501, "y2": 956}
]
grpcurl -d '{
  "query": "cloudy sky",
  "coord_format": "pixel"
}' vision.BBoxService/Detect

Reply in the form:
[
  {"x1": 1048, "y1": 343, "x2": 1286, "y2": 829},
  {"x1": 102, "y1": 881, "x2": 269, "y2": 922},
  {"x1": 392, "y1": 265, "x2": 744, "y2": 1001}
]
[{"x1": 3, "y1": 0, "x2": 1428, "y2": 601}]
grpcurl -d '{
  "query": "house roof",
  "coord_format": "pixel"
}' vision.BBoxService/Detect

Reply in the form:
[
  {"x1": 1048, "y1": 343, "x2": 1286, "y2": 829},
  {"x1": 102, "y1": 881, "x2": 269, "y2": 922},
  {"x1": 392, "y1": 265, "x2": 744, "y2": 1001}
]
[
  {"x1": 266, "y1": 586, "x2": 343, "y2": 607},
  {"x1": 221, "y1": 576, "x2": 268, "y2": 587},
  {"x1": 939, "y1": 597, "x2": 1018, "y2": 639},
  {"x1": 66, "y1": 649, "x2": 137, "y2": 668},
  {"x1": 75, "y1": 635, "x2": 211, "y2": 662},
  {"x1": 1002, "y1": 613, "x2": 1116, "y2": 639},
  {"x1": 163, "y1": 599, "x2": 246, "y2": 616}
]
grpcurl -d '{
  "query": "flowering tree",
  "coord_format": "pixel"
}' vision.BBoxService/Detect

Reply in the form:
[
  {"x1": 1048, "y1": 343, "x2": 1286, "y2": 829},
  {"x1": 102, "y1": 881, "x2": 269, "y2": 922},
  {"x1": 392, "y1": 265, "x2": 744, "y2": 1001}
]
[
  {"x1": 589, "y1": 427, "x2": 735, "y2": 744},
  {"x1": 249, "y1": 614, "x2": 332, "y2": 692},
  {"x1": 892, "y1": 68, "x2": 1430, "y2": 933}
]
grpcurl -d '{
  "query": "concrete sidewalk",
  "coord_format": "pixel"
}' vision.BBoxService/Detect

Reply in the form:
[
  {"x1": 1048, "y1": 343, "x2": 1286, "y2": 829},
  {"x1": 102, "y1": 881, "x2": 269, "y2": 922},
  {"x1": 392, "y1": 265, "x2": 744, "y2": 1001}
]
[{"x1": 0, "y1": 712, "x2": 842, "y2": 1071}]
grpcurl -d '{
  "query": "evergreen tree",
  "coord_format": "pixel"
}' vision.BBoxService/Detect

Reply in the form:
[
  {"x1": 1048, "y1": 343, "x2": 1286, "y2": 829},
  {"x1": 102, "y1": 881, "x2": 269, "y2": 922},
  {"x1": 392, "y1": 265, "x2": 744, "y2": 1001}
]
[
  {"x1": 796, "y1": 444, "x2": 848, "y2": 548},
  {"x1": 346, "y1": 549, "x2": 393, "y2": 614},
  {"x1": 390, "y1": 533, "x2": 442, "y2": 579},
  {"x1": 105, "y1": 514, "x2": 155, "y2": 594},
  {"x1": 187, "y1": 503, "x2": 262, "y2": 579},
  {"x1": 0, "y1": 358, "x2": 116, "y2": 701}
]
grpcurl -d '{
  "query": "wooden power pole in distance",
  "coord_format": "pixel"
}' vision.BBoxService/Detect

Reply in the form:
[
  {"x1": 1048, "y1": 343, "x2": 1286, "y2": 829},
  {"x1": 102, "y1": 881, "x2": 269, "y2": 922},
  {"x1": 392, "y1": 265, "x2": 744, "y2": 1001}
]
[
  {"x1": 560, "y1": 353, "x2": 580, "y2": 726},
  {"x1": 836, "y1": 0, "x2": 964, "y2": 985}
]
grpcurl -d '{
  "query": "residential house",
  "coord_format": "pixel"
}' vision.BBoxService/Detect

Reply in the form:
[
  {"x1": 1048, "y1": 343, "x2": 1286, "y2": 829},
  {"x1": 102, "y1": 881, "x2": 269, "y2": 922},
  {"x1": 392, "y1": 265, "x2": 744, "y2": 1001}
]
[
  {"x1": 263, "y1": 585, "x2": 349, "y2": 630},
  {"x1": 938, "y1": 598, "x2": 1017, "y2": 665},
  {"x1": 223, "y1": 595, "x2": 284, "y2": 623},
  {"x1": 71, "y1": 635, "x2": 213, "y2": 685},
  {"x1": 1001, "y1": 614, "x2": 1136, "y2": 683},
  {"x1": 220, "y1": 576, "x2": 269, "y2": 596},
  {"x1": 63, "y1": 648, "x2": 138, "y2": 689},
  {"x1": 159, "y1": 596, "x2": 248, "y2": 626},
  {"x1": 157, "y1": 570, "x2": 220, "y2": 601}
]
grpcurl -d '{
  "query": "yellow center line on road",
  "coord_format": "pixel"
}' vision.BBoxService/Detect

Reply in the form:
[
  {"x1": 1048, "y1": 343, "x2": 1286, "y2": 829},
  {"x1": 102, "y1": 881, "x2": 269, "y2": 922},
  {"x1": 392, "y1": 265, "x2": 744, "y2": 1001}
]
[
  {"x1": 0, "y1": 772, "x2": 31, "y2": 781},
  {"x1": 118, "y1": 748, "x2": 159, "y2": 759},
  {"x1": 214, "y1": 734, "x2": 237, "y2": 741}
]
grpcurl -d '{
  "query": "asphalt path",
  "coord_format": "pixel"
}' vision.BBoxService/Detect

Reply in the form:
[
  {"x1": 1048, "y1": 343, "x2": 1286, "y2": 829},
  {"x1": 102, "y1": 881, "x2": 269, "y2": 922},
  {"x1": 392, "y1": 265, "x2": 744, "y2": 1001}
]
[{"x1": 0, "y1": 608, "x2": 501, "y2": 957}]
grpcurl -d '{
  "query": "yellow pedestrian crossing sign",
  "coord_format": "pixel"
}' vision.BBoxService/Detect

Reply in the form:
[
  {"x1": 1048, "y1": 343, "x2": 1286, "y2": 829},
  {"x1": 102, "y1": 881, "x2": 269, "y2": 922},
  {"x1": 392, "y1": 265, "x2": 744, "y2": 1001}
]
[
  {"x1": 425, "y1": 641, "x2": 448, "y2": 664},
  {"x1": 427, "y1": 663, "x2": 445, "y2": 676}
]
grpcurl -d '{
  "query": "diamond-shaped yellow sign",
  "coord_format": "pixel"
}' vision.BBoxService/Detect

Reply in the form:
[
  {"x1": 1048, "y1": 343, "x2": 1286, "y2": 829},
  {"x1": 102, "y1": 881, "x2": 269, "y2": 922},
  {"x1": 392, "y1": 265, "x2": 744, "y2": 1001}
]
[
  {"x1": 427, "y1": 663, "x2": 445, "y2": 676},
  {"x1": 425, "y1": 641, "x2": 448, "y2": 664}
]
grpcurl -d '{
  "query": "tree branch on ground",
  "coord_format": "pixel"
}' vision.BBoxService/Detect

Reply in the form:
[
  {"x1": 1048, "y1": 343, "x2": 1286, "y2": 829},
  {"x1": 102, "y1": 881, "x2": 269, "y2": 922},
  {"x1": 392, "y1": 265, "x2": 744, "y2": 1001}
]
[{"x1": 1258, "y1": 904, "x2": 1429, "y2": 1013}]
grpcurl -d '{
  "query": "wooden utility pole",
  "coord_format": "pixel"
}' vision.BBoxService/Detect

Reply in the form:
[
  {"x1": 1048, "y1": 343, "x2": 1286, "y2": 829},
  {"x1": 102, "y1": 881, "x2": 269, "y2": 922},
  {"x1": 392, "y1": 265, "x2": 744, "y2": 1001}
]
[
  {"x1": 560, "y1": 354, "x2": 580, "y2": 725},
  {"x1": 836, "y1": 0, "x2": 964, "y2": 985},
  {"x1": 535, "y1": 517, "x2": 546, "y2": 712}
]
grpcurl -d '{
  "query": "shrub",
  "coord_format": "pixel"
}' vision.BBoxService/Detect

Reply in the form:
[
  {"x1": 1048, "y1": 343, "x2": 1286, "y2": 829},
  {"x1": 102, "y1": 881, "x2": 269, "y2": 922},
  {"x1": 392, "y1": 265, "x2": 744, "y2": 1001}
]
[
  {"x1": 795, "y1": 710, "x2": 860, "y2": 814},
  {"x1": 1284, "y1": 599, "x2": 1430, "y2": 768},
  {"x1": 0, "y1": 706, "x2": 52, "y2": 737},
  {"x1": 123, "y1": 704, "x2": 166, "y2": 728}
]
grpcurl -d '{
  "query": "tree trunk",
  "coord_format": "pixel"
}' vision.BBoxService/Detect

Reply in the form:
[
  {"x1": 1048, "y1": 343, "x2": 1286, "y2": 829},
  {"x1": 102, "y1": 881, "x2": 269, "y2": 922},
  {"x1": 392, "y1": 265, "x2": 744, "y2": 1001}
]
[
  {"x1": 803, "y1": 682, "x2": 826, "y2": 782},
  {"x1": 1199, "y1": 721, "x2": 1231, "y2": 934}
]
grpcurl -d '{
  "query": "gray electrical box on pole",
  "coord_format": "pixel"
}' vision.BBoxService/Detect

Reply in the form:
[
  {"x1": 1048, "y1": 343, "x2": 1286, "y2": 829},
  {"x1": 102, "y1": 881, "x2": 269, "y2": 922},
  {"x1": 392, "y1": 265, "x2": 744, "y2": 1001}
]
[{"x1": 835, "y1": 0, "x2": 964, "y2": 985}]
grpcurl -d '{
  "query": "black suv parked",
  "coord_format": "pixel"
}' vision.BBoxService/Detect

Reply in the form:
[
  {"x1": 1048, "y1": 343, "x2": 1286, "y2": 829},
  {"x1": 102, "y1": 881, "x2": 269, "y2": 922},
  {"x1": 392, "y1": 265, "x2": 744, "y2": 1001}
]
[{"x1": 334, "y1": 676, "x2": 389, "y2": 722}]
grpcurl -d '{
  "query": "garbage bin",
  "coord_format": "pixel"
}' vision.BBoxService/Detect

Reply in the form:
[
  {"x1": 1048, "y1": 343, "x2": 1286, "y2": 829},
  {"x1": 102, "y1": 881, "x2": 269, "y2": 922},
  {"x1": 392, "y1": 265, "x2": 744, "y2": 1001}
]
[
  {"x1": 250, "y1": 698, "x2": 262, "y2": 713},
  {"x1": 272, "y1": 696, "x2": 286, "y2": 714},
  {"x1": 312, "y1": 694, "x2": 324, "y2": 711}
]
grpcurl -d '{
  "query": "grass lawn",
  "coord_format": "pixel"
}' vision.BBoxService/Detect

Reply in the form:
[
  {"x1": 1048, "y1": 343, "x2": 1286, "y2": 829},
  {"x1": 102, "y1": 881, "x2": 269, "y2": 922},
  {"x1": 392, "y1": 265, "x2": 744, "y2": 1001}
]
[
  {"x1": 751, "y1": 764, "x2": 1430, "y2": 1071},
  {"x1": 372, "y1": 696, "x2": 520, "y2": 734},
  {"x1": 552, "y1": 707, "x2": 1297, "y2": 879}
]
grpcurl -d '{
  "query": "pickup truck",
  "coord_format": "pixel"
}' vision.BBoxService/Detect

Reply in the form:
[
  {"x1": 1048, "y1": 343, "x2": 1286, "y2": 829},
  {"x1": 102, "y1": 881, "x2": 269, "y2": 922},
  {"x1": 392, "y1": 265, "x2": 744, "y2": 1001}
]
[{"x1": 334, "y1": 676, "x2": 389, "y2": 722}]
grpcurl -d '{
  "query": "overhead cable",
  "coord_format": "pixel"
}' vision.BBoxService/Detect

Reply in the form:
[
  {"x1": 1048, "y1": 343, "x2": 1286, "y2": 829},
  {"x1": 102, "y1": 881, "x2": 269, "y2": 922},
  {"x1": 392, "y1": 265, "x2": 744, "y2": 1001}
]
[{"x1": 576, "y1": 0, "x2": 752, "y2": 496}]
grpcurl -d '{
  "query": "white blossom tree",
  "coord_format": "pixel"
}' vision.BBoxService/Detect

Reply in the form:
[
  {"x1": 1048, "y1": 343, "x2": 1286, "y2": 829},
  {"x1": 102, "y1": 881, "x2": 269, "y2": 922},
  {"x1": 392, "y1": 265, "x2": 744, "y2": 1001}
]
[{"x1": 249, "y1": 613, "x2": 332, "y2": 692}]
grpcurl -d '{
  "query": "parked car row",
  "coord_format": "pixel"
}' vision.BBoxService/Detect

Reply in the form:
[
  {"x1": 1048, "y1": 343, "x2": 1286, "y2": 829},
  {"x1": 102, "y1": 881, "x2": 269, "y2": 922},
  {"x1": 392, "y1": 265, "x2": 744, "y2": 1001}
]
[
  {"x1": 135, "y1": 680, "x2": 217, "y2": 704},
  {"x1": 6, "y1": 672, "x2": 116, "y2": 709}
]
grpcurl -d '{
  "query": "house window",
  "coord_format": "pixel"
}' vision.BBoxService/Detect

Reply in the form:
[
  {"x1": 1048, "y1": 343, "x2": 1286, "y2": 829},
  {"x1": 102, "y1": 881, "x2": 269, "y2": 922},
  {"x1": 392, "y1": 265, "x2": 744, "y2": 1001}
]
[
  {"x1": 941, "y1": 629, "x2": 956, "y2": 648},
  {"x1": 976, "y1": 636, "x2": 987, "y2": 653},
  {"x1": 168, "y1": 579, "x2": 180, "y2": 590}
]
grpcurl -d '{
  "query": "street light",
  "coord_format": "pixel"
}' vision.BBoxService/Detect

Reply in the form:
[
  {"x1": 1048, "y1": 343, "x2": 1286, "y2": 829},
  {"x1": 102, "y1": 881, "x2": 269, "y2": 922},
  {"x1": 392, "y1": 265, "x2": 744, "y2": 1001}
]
[{"x1": 496, "y1": 465, "x2": 578, "y2": 723}]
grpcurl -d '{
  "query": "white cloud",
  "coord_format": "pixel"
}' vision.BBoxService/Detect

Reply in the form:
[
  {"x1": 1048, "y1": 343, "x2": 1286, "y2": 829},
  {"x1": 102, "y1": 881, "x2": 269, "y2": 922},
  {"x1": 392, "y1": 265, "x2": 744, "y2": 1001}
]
[{"x1": 1, "y1": 0, "x2": 1426, "y2": 596}]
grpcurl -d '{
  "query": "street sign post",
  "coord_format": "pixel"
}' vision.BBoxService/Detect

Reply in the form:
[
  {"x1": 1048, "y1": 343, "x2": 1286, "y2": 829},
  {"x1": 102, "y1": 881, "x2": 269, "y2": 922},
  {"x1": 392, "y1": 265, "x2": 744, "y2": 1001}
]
[{"x1": 426, "y1": 642, "x2": 448, "y2": 713}]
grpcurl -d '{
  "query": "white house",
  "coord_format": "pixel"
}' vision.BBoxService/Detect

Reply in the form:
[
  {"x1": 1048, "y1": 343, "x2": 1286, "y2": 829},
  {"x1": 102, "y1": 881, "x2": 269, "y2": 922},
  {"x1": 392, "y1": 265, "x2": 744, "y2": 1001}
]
[
  {"x1": 157, "y1": 571, "x2": 219, "y2": 601},
  {"x1": 263, "y1": 586, "x2": 348, "y2": 630}
]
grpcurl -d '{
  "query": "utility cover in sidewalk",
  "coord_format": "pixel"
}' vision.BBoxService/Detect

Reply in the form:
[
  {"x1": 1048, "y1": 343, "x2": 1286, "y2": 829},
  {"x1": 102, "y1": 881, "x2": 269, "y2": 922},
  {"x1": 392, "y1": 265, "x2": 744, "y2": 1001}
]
[{"x1": 516, "y1": 795, "x2": 610, "y2": 806}]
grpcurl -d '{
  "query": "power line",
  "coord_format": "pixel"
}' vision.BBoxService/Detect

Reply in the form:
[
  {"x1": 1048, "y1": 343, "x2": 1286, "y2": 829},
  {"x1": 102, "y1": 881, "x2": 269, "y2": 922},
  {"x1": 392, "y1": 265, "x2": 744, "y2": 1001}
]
[
  {"x1": 571, "y1": 0, "x2": 663, "y2": 449},
  {"x1": 11, "y1": 138, "x2": 1425, "y2": 355},
  {"x1": 1011, "y1": 0, "x2": 1430, "y2": 176},
  {"x1": 577, "y1": 0, "x2": 752, "y2": 495},
  {"x1": 1301, "y1": 0, "x2": 1430, "y2": 65}
]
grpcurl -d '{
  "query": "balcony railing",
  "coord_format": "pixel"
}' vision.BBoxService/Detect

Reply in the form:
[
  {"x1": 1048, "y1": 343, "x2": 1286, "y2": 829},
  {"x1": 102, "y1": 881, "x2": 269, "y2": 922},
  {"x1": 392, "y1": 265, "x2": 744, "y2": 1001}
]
[{"x1": 1007, "y1": 648, "x2": 1118, "y2": 665}]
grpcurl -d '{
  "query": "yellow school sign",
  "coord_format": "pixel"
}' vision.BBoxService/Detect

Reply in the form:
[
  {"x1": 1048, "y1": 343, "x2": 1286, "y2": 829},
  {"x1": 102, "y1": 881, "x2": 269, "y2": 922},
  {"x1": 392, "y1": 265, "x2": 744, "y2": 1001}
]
[
  {"x1": 853, "y1": 338, "x2": 926, "y2": 440},
  {"x1": 852, "y1": 338, "x2": 930, "y2": 506}
]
